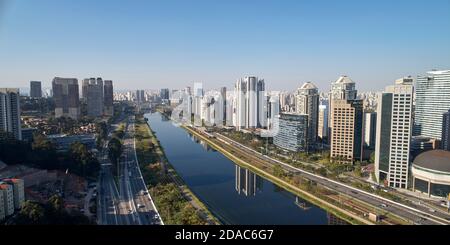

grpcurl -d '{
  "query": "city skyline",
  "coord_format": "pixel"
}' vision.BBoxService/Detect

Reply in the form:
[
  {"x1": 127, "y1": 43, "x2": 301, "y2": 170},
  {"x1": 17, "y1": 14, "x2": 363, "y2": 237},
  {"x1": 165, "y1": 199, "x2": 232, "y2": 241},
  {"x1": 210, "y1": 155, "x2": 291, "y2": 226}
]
[{"x1": 1, "y1": 0, "x2": 450, "y2": 91}]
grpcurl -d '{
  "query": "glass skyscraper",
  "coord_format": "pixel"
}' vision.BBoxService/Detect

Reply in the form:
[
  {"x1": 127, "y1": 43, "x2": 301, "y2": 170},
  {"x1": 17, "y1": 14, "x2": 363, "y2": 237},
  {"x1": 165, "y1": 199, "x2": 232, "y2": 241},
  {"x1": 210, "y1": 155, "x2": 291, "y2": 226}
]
[
  {"x1": 273, "y1": 113, "x2": 308, "y2": 152},
  {"x1": 414, "y1": 70, "x2": 450, "y2": 140}
]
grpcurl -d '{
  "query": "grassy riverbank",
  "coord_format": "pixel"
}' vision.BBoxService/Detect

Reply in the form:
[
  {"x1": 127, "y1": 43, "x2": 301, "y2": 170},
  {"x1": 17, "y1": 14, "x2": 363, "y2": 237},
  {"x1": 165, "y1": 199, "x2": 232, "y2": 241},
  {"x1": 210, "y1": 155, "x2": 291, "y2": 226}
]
[{"x1": 134, "y1": 114, "x2": 220, "y2": 225}]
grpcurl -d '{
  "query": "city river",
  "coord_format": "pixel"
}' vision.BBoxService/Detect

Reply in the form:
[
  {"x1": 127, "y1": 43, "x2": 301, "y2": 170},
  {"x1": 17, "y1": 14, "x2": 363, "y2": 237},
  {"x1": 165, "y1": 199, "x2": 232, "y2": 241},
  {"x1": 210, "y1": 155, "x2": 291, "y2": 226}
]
[{"x1": 145, "y1": 112, "x2": 347, "y2": 225}]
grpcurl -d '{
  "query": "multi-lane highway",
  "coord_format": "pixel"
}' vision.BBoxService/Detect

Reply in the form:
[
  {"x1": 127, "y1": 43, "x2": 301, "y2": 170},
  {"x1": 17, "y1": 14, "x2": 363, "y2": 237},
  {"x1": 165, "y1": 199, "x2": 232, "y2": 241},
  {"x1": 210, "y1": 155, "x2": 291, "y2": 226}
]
[
  {"x1": 97, "y1": 116, "x2": 163, "y2": 225},
  {"x1": 117, "y1": 117, "x2": 163, "y2": 225},
  {"x1": 211, "y1": 131, "x2": 450, "y2": 225}
]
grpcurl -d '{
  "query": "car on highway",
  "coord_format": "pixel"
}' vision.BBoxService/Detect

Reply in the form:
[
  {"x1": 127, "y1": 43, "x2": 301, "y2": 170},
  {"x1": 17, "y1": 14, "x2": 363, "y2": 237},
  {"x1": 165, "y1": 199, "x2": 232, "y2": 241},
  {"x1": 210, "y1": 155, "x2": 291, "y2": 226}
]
[
  {"x1": 137, "y1": 204, "x2": 145, "y2": 209},
  {"x1": 380, "y1": 203, "x2": 388, "y2": 208}
]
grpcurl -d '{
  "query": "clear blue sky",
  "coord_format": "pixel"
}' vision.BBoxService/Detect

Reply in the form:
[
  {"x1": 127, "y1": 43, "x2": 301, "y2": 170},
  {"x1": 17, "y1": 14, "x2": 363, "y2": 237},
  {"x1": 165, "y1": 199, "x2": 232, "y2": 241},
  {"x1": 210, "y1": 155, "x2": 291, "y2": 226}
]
[{"x1": 1, "y1": 0, "x2": 449, "y2": 91}]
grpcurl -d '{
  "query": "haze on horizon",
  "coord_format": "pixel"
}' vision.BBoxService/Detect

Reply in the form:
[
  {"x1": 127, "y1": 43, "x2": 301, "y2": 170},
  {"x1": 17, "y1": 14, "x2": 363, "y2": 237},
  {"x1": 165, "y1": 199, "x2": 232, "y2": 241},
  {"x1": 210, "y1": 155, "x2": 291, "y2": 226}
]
[{"x1": 0, "y1": 0, "x2": 449, "y2": 92}]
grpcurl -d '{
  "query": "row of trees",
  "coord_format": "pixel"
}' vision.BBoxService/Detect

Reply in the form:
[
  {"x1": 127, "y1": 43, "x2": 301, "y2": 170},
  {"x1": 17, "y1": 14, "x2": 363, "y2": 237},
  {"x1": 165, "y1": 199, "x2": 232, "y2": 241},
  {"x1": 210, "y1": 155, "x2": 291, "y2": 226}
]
[{"x1": 8, "y1": 195, "x2": 93, "y2": 225}]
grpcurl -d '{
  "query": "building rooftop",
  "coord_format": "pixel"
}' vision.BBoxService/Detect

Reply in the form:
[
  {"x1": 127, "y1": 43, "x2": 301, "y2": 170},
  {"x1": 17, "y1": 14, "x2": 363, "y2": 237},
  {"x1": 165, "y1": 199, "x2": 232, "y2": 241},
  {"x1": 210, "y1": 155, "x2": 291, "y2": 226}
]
[
  {"x1": 413, "y1": 150, "x2": 450, "y2": 173},
  {"x1": 334, "y1": 75, "x2": 354, "y2": 84},
  {"x1": 300, "y1": 82, "x2": 318, "y2": 90}
]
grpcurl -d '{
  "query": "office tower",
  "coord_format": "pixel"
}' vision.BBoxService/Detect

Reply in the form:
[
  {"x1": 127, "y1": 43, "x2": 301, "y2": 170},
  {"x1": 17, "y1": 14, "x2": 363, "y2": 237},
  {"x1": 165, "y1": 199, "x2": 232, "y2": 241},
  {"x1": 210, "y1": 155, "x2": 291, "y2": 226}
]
[
  {"x1": 318, "y1": 104, "x2": 328, "y2": 141},
  {"x1": 103, "y1": 80, "x2": 114, "y2": 116},
  {"x1": 268, "y1": 95, "x2": 280, "y2": 130},
  {"x1": 295, "y1": 82, "x2": 319, "y2": 150},
  {"x1": 441, "y1": 109, "x2": 450, "y2": 151},
  {"x1": 234, "y1": 76, "x2": 266, "y2": 129},
  {"x1": 0, "y1": 183, "x2": 14, "y2": 216},
  {"x1": 328, "y1": 76, "x2": 358, "y2": 144},
  {"x1": 375, "y1": 77, "x2": 413, "y2": 189},
  {"x1": 414, "y1": 70, "x2": 450, "y2": 139},
  {"x1": 0, "y1": 88, "x2": 22, "y2": 140},
  {"x1": 160, "y1": 88, "x2": 170, "y2": 100},
  {"x1": 330, "y1": 99, "x2": 363, "y2": 163},
  {"x1": 221, "y1": 87, "x2": 227, "y2": 124},
  {"x1": 81, "y1": 78, "x2": 94, "y2": 100},
  {"x1": 329, "y1": 76, "x2": 362, "y2": 164},
  {"x1": 52, "y1": 77, "x2": 80, "y2": 119},
  {"x1": 29, "y1": 81, "x2": 42, "y2": 98},
  {"x1": 330, "y1": 76, "x2": 357, "y2": 101},
  {"x1": 85, "y1": 78, "x2": 104, "y2": 117},
  {"x1": 135, "y1": 90, "x2": 145, "y2": 103},
  {"x1": 273, "y1": 113, "x2": 308, "y2": 152},
  {"x1": 363, "y1": 112, "x2": 377, "y2": 149}
]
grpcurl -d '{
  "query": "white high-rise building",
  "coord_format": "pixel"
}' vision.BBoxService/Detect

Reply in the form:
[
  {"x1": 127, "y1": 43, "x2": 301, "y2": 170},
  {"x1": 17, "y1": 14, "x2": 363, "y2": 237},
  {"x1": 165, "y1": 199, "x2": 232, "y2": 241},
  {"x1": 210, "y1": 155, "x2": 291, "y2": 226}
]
[
  {"x1": 375, "y1": 77, "x2": 414, "y2": 189},
  {"x1": 295, "y1": 82, "x2": 319, "y2": 150},
  {"x1": 318, "y1": 104, "x2": 328, "y2": 140},
  {"x1": 414, "y1": 70, "x2": 450, "y2": 140},
  {"x1": 0, "y1": 88, "x2": 22, "y2": 140},
  {"x1": 363, "y1": 112, "x2": 377, "y2": 149},
  {"x1": 234, "y1": 76, "x2": 266, "y2": 129}
]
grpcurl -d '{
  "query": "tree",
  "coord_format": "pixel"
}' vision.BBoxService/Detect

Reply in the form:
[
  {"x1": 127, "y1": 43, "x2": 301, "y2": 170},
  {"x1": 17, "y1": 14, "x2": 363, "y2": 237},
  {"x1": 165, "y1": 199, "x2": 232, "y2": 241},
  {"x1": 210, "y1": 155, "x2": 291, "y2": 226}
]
[
  {"x1": 108, "y1": 137, "x2": 123, "y2": 175},
  {"x1": 16, "y1": 201, "x2": 45, "y2": 224},
  {"x1": 68, "y1": 142, "x2": 100, "y2": 177}
]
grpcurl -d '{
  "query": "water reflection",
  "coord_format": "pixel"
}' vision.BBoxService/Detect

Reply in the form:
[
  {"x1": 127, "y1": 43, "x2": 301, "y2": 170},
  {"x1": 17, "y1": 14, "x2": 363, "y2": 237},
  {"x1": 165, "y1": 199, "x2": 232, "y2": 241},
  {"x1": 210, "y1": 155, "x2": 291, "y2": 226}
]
[
  {"x1": 189, "y1": 133, "x2": 217, "y2": 152},
  {"x1": 235, "y1": 165, "x2": 263, "y2": 196}
]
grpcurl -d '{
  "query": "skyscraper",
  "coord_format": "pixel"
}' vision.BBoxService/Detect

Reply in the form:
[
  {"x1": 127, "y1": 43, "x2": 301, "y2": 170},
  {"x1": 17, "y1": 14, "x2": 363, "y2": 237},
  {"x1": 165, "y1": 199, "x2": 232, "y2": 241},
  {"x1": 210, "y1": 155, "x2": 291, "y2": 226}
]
[
  {"x1": 104, "y1": 80, "x2": 114, "y2": 116},
  {"x1": 273, "y1": 113, "x2": 308, "y2": 152},
  {"x1": 375, "y1": 77, "x2": 414, "y2": 189},
  {"x1": 363, "y1": 112, "x2": 377, "y2": 149},
  {"x1": 414, "y1": 70, "x2": 450, "y2": 140},
  {"x1": 220, "y1": 87, "x2": 227, "y2": 124},
  {"x1": 52, "y1": 77, "x2": 80, "y2": 119},
  {"x1": 81, "y1": 78, "x2": 93, "y2": 101},
  {"x1": 330, "y1": 99, "x2": 363, "y2": 164},
  {"x1": 295, "y1": 82, "x2": 319, "y2": 151},
  {"x1": 318, "y1": 103, "x2": 328, "y2": 141},
  {"x1": 441, "y1": 109, "x2": 450, "y2": 151},
  {"x1": 234, "y1": 76, "x2": 266, "y2": 129},
  {"x1": 329, "y1": 75, "x2": 358, "y2": 144},
  {"x1": 29, "y1": 81, "x2": 42, "y2": 98},
  {"x1": 0, "y1": 88, "x2": 22, "y2": 140},
  {"x1": 160, "y1": 88, "x2": 170, "y2": 101},
  {"x1": 329, "y1": 76, "x2": 362, "y2": 164},
  {"x1": 136, "y1": 90, "x2": 145, "y2": 103},
  {"x1": 86, "y1": 78, "x2": 104, "y2": 117}
]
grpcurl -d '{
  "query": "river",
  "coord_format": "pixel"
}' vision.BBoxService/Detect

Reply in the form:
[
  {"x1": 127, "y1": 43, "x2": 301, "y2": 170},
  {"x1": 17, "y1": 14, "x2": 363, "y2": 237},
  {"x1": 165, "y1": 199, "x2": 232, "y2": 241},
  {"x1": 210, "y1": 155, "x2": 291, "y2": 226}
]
[{"x1": 145, "y1": 112, "x2": 348, "y2": 225}]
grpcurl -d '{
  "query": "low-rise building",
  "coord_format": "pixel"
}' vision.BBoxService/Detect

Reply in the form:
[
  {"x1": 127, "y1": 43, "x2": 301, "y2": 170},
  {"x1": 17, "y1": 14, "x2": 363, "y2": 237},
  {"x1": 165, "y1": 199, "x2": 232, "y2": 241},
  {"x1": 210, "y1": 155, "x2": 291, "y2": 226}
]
[
  {"x1": 411, "y1": 150, "x2": 450, "y2": 198},
  {"x1": 47, "y1": 134, "x2": 96, "y2": 152}
]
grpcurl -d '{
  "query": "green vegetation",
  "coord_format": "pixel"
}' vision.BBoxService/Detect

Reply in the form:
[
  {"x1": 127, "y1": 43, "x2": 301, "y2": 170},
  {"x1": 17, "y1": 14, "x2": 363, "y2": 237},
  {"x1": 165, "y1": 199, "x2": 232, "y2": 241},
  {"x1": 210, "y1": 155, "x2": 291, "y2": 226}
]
[
  {"x1": 9, "y1": 195, "x2": 93, "y2": 225},
  {"x1": 0, "y1": 131, "x2": 100, "y2": 179},
  {"x1": 151, "y1": 183, "x2": 207, "y2": 225},
  {"x1": 134, "y1": 114, "x2": 216, "y2": 225}
]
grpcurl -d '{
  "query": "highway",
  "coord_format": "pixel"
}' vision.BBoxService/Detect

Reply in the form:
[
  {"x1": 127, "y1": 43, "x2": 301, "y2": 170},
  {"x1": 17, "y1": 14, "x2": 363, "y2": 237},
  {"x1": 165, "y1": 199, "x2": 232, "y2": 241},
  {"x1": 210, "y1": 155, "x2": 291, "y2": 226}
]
[
  {"x1": 97, "y1": 116, "x2": 163, "y2": 225},
  {"x1": 117, "y1": 117, "x2": 163, "y2": 225},
  {"x1": 212, "y1": 131, "x2": 450, "y2": 225}
]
